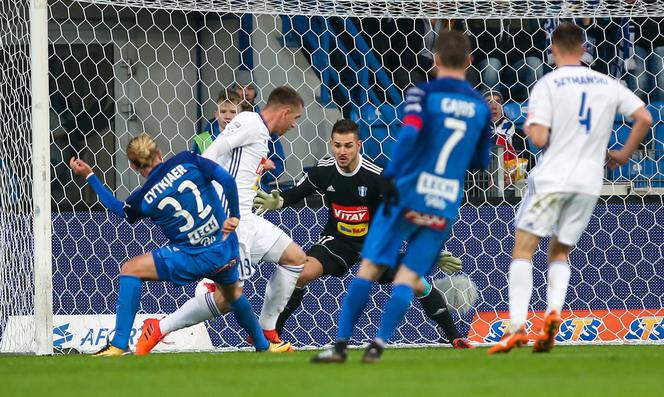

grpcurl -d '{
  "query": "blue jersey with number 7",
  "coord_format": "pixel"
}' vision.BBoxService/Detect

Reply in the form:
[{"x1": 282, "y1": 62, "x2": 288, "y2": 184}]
[
  {"x1": 388, "y1": 78, "x2": 491, "y2": 221},
  {"x1": 123, "y1": 151, "x2": 238, "y2": 254}
]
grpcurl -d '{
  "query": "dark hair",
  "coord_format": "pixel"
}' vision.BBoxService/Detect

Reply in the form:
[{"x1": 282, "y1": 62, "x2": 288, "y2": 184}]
[
  {"x1": 330, "y1": 119, "x2": 359, "y2": 139},
  {"x1": 216, "y1": 88, "x2": 242, "y2": 104},
  {"x1": 551, "y1": 22, "x2": 584, "y2": 53},
  {"x1": 435, "y1": 29, "x2": 471, "y2": 69},
  {"x1": 265, "y1": 86, "x2": 304, "y2": 109}
]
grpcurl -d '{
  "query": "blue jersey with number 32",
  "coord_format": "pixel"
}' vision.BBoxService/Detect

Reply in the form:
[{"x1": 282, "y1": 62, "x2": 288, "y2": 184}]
[
  {"x1": 395, "y1": 78, "x2": 492, "y2": 221},
  {"x1": 124, "y1": 151, "x2": 228, "y2": 253}
]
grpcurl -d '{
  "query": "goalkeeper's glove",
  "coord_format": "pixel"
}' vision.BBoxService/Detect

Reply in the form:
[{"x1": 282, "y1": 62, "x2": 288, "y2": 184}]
[
  {"x1": 252, "y1": 189, "x2": 284, "y2": 215},
  {"x1": 437, "y1": 251, "x2": 462, "y2": 274}
]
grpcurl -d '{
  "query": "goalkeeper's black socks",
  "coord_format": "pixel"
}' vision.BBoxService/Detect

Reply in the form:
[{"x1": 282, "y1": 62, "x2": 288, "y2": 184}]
[
  {"x1": 361, "y1": 339, "x2": 384, "y2": 363},
  {"x1": 275, "y1": 286, "x2": 306, "y2": 336},
  {"x1": 334, "y1": 339, "x2": 348, "y2": 356},
  {"x1": 417, "y1": 286, "x2": 462, "y2": 343}
]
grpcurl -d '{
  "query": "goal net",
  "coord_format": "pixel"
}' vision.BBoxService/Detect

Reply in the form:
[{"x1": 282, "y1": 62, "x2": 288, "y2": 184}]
[{"x1": 2, "y1": 0, "x2": 663, "y2": 353}]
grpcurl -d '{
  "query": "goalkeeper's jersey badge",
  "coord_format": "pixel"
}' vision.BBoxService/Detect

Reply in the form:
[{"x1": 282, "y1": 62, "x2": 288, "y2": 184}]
[{"x1": 358, "y1": 186, "x2": 368, "y2": 197}]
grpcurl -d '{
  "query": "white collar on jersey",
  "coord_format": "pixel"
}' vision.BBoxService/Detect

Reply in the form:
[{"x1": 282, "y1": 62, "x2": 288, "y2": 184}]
[{"x1": 335, "y1": 154, "x2": 363, "y2": 177}]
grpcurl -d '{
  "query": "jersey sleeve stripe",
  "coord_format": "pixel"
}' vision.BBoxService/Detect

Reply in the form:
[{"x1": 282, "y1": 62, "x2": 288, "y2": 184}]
[
  {"x1": 361, "y1": 164, "x2": 382, "y2": 175},
  {"x1": 361, "y1": 162, "x2": 383, "y2": 174},
  {"x1": 361, "y1": 158, "x2": 383, "y2": 171},
  {"x1": 403, "y1": 114, "x2": 423, "y2": 130}
]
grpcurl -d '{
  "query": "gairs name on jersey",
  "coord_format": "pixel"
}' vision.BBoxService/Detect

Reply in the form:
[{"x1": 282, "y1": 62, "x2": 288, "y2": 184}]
[
  {"x1": 416, "y1": 172, "x2": 459, "y2": 210},
  {"x1": 441, "y1": 98, "x2": 475, "y2": 118},
  {"x1": 186, "y1": 215, "x2": 219, "y2": 246},
  {"x1": 553, "y1": 75, "x2": 609, "y2": 87},
  {"x1": 144, "y1": 165, "x2": 188, "y2": 204}
]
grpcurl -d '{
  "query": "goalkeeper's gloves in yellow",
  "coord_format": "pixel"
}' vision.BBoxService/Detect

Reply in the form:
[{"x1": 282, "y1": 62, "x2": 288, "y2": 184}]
[
  {"x1": 437, "y1": 251, "x2": 462, "y2": 274},
  {"x1": 252, "y1": 189, "x2": 284, "y2": 215}
]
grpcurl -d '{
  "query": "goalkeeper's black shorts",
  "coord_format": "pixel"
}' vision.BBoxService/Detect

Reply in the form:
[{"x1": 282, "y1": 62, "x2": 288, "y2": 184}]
[{"x1": 306, "y1": 235, "x2": 398, "y2": 284}]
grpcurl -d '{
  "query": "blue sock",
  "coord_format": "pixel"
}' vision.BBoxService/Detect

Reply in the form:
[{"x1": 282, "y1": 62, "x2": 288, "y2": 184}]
[
  {"x1": 336, "y1": 277, "x2": 373, "y2": 341},
  {"x1": 230, "y1": 295, "x2": 269, "y2": 351},
  {"x1": 111, "y1": 275, "x2": 142, "y2": 350},
  {"x1": 376, "y1": 284, "x2": 414, "y2": 342}
]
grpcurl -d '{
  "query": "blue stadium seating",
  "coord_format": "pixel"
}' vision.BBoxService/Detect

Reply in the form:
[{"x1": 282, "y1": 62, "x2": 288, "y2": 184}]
[
  {"x1": 503, "y1": 101, "x2": 527, "y2": 128},
  {"x1": 503, "y1": 101, "x2": 542, "y2": 154},
  {"x1": 649, "y1": 102, "x2": 664, "y2": 152},
  {"x1": 355, "y1": 103, "x2": 401, "y2": 167}
]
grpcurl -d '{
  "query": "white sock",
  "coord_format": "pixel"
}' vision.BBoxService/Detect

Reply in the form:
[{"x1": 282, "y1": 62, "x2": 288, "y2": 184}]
[
  {"x1": 546, "y1": 261, "x2": 571, "y2": 314},
  {"x1": 509, "y1": 259, "x2": 533, "y2": 333},
  {"x1": 259, "y1": 263, "x2": 304, "y2": 330},
  {"x1": 160, "y1": 292, "x2": 221, "y2": 334}
]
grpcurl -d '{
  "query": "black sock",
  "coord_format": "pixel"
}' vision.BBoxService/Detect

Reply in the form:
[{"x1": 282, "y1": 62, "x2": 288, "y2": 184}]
[
  {"x1": 417, "y1": 287, "x2": 461, "y2": 342},
  {"x1": 275, "y1": 286, "x2": 306, "y2": 336},
  {"x1": 334, "y1": 340, "x2": 348, "y2": 355}
]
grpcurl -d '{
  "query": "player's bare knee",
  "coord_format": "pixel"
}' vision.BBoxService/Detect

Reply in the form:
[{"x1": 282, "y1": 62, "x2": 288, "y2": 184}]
[
  {"x1": 297, "y1": 257, "x2": 323, "y2": 287},
  {"x1": 119, "y1": 260, "x2": 136, "y2": 276},
  {"x1": 280, "y1": 243, "x2": 306, "y2": 267},
  {"x1": 393, "y1": 265, "x2": 420, "y2": 288},
  {"x1": 212, "y1": 288, "x2": 231, "y2": 314},
  {"x1": 513, "y1": 229, "x2": 540, "y2": 260},
  {"x1": 356, "y1": 259, "x2": 384, "y2": 281},
  {"x1": 548, "y1": 237, "x2": 572, "y2": 263}
]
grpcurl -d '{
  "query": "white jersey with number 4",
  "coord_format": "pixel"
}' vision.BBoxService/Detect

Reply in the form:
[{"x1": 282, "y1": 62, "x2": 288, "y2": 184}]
[
  {"x1": 525, "y1": 65, "x2": 644, "y2": 196},
  {"x1": 202, "y1": 111, "x2": 270, "y2": 216}
]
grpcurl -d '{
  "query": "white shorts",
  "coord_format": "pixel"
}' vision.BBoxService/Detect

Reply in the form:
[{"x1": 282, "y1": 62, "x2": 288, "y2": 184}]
[
  {"x1": 236, "y1": 213, "x2": 293, "y2": 282},
  {"x1": 515, "y1": 192, "x2": 597, "y2": 246}
]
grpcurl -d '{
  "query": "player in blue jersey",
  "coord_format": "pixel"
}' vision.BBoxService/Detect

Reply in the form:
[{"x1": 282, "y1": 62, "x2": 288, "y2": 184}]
[
  {"x1": 312, "y1": 30, "x2": 492, "y2": 363},
  {"x1": 68, "y1": 133, "x2": 291, "y2": 356}
]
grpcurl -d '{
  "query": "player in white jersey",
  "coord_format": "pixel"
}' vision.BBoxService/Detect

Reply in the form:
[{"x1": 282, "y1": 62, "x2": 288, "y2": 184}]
[
  {"x1": 136, "y1": 87, "x2": 307, "y2": 354},
  {"x1": 489, "y1": 23, "x2": 652, "y2": 355}
]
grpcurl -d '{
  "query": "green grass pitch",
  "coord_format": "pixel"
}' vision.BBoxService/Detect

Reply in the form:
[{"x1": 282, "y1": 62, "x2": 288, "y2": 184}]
[{"x1": 1, "y1": 345, "x2": 662, "y2": 396}]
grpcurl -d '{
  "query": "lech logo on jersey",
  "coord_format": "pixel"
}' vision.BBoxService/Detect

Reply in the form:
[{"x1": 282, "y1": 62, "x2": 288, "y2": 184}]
[{"x1": 358, "y1": 186, "x2": 368, "y2": 197}]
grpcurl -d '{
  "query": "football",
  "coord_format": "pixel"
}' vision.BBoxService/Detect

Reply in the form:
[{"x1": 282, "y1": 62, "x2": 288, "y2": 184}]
[{"x1": 434, "y1": 274, "x2": 479, "y2": 316}]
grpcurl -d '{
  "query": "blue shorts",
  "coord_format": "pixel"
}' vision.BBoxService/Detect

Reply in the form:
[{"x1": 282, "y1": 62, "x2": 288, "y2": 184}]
[
  {"x1": 152, "y1": 233, "x2": 240, "y2": 286},
  {"x1": 361, "y1": 205, "x2": 453, "y2": 277}
]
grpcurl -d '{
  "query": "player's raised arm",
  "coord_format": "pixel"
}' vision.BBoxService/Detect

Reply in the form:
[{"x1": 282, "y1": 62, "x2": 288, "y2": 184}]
[
  {"x1": 196, "y1": 155, "x2": 241, "y2": 220},
  {"x1": 69, "y1": 157, "x2": 126, "y2": 219},
  {"x1": 252, "y1": 163, "x2": 323, "y2": 215},
  {"x1": 607, "y1": 87, "x2": 653, "y2": 169}
]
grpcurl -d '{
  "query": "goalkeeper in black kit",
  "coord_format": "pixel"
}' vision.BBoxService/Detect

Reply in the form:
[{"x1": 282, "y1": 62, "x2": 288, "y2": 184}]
[{"x1": 253, "y1": 119, "x2": 472, "y2": 348}]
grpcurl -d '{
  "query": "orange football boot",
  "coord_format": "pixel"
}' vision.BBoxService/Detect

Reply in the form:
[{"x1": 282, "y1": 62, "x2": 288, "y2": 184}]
[
  {"x1": 263, "y1": 329, "x2": 295, "y2": 352},
  {"x1": 532, "y1": 310, "x2": 563, "y2": 353},
  {"x1": 487, "y1": 325, "x2": 528, "y2": 355},
  {"x1": 135, "y1": 318, "x2": 164, "y2": 356}
]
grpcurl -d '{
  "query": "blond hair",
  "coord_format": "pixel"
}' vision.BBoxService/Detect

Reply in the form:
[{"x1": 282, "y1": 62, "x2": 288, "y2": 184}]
[{"x1": 127, "y1": 133, "x2": 158, "y2": 169}]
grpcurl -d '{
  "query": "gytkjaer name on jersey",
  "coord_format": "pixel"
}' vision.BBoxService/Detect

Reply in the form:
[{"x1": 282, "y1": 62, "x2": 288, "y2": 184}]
[{"x1": 144, "y1": 164, "x2": 188, "y2": 204}]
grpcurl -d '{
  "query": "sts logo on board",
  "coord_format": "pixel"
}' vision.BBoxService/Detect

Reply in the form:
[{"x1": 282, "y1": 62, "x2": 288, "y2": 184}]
[
  {"x1": 555, "y1": 318, "x2": 602, "y2": 342},
  {"x1": 485, "y1": 319, "x2": 532, "y2": 343},
  {"x1": 624, "y1": 317, "x2": 664, "y2": 341}
]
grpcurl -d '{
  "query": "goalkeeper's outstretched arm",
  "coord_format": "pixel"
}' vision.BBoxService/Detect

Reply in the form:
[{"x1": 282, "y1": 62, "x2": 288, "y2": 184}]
[{"x1": 252, "y1": 168, "x2": 320, "y2": 214}]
